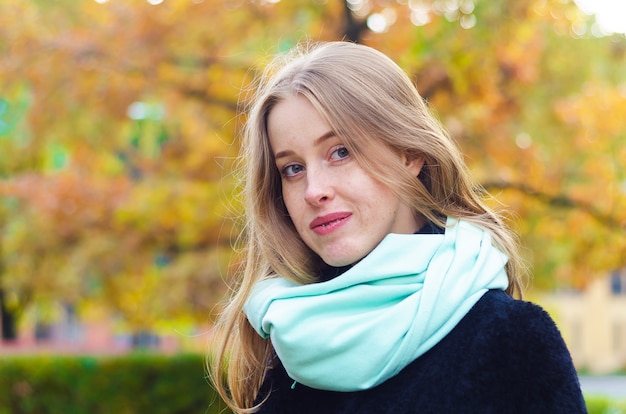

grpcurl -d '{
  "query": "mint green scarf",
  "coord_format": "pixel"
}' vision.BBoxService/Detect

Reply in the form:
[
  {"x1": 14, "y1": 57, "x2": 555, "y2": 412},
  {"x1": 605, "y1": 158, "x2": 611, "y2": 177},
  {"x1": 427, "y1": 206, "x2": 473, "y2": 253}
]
[{"x1": 244, "y1": 217, "x2": 509, "y2": 391}]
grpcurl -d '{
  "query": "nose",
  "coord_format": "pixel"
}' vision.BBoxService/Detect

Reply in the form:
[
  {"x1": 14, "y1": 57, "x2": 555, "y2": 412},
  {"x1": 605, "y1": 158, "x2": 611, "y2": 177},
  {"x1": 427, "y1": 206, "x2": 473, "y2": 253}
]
[{"x1": 303, "y1": 170, "x2": 334, "y2": 206}]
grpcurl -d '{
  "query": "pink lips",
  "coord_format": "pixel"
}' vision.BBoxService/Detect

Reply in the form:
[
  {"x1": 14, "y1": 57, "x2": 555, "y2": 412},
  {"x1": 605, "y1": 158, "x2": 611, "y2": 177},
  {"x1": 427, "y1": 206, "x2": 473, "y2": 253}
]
[{"x1": 309, "y1": 212, "x2": 352, "y2": 235}]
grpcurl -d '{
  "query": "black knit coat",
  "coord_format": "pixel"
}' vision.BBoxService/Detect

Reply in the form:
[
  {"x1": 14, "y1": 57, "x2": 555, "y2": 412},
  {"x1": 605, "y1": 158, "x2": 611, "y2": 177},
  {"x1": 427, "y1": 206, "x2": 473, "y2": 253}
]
[{"x1": 254, "y1": 290, "x2": 587, "y2": 413}]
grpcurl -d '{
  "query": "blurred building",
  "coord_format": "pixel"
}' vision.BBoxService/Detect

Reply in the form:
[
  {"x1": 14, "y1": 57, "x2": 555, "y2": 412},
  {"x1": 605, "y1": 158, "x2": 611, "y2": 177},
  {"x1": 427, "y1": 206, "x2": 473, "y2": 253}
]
[
  {"x1": 541, "y1": 268, "x2": 626, "y2": 374},
  {"x1": 0, "y1": 303, "x2": 209, "y2": 355}
]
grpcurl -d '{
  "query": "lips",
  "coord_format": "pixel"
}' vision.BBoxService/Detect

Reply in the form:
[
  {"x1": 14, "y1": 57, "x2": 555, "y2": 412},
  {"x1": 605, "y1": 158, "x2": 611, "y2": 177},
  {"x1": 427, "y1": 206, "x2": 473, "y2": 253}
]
[{"x1": 309, "y1": 212, "x2": 352, "y2": 235}]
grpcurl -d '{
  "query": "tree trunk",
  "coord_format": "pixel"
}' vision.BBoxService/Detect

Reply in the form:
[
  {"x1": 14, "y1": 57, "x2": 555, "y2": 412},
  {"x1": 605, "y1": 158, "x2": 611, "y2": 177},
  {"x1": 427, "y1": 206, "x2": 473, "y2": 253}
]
[
  {"x1": 0, "y1": 289, "x2": 18, "y2": 341},
  {"x1": 342, "y1": 0, "x2": 369, "y2": 43}
]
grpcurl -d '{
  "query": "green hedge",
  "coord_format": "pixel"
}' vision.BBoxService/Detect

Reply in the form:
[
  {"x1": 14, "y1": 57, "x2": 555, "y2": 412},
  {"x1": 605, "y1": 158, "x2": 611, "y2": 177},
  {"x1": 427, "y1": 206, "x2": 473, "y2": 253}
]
[
  {"x1": 0, "y1": 353, "x2": 231, "y2": 414},
  {"x1": 1, "y1": 354, "x2": 621, "y2": 414},
  {"x1": 586, "y1": 395, "x2": 626, "y2": 414}
]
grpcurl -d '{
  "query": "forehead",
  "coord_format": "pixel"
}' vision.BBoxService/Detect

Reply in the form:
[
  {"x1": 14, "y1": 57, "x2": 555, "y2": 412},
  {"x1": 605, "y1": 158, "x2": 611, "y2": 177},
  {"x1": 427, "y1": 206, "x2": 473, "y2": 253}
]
[{"x1": 267, "y1": 94, "x2": 333, "y2": 148}]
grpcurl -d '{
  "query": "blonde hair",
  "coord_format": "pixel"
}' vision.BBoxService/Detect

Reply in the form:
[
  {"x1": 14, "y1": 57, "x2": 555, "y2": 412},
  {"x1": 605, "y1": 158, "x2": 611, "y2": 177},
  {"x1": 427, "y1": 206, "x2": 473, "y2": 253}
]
[{"x1": 209, "y1": 41, "x2": 525, "y2": 413}]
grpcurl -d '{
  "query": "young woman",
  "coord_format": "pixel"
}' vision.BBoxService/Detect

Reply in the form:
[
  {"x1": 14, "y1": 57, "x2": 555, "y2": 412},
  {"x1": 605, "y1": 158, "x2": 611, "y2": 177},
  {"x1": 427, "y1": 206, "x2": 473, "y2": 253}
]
[{"x1": 210, "y1": 41, "x2": 587, "y2": 413}]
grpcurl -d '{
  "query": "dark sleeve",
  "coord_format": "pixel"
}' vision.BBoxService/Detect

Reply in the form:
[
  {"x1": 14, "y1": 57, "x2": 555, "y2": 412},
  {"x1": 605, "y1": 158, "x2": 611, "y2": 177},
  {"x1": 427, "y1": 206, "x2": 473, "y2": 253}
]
[
  {"x1": 487, "y1": 298, "x2": 588, "y2": 413},
  {"x1": 253, "y1": 361, "x2": 285, "y2": 414},
  {"x1": 253, "y1": 357, "x2": 357, "y2": 414},
  {"x1": 253, "y1": 358, "x2": 339, "y2": 414}
]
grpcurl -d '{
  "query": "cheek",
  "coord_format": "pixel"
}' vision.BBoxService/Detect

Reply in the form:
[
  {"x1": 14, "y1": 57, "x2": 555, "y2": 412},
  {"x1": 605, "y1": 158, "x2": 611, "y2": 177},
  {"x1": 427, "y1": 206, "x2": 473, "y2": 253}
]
[
  {"x1": 360, "y1": 175, "x2": 394, "y2": 201},
  {"x1": 368, "y1": 183, "x2": 401, "y2": 216}
]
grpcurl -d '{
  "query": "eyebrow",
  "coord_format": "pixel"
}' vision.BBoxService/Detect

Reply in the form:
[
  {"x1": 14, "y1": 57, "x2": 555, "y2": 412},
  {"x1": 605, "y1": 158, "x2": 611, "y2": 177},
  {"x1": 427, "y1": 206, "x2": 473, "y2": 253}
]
[{"x1": 274, "y1": 130, "x2": 336, "y2": 160}]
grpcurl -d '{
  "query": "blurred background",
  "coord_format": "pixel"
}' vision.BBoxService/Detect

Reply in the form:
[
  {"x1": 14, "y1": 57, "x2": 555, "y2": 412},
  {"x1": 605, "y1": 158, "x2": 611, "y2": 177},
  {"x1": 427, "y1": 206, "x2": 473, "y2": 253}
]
[{"x1": 0, "y1": 0, "x2": 625, "y2": 411}]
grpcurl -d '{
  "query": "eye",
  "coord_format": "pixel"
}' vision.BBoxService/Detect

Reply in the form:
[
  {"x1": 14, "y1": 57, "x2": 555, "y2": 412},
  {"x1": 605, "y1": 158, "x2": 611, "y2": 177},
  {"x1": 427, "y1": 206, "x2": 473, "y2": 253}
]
[
  {"x1": 281, "y1": 163, "x2": 305, "y2": 178},
  {"x1": 330, "y1": 146, "x2": 350, "y2": 161}
]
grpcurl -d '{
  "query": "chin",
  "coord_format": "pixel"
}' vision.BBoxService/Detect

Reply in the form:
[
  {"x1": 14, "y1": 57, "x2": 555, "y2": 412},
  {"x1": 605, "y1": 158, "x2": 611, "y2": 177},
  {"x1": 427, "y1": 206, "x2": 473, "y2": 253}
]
[
  {"x1": 315, "y1": 242, "x2": 372, "y2": 268},
  {"x1": 324, "y1": 259, "x2": 353, "y2": 268},
  {"x1": 321, "y1": 252, "x2": 364, "y2": 268}
]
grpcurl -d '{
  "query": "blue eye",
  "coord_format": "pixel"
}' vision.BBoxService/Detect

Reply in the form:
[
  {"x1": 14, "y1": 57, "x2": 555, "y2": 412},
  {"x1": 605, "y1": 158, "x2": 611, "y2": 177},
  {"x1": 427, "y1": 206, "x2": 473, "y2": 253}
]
[
  {"x1": 282, "y1": 164, "x2": 304, "y2": 177},
  {"x1": 330, "y1": 146, "x2": 350, "y2": 160}
]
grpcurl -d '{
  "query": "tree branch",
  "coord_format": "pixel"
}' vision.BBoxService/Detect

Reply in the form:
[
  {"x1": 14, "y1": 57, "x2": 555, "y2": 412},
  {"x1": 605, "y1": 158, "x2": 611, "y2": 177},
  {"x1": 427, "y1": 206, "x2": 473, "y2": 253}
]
[
  {"x1": 482, "y1": 181, "x2": 624, "y2": 230},
  {"x1": 177, "y1": 87, "x2": 239, "y2": 111}
]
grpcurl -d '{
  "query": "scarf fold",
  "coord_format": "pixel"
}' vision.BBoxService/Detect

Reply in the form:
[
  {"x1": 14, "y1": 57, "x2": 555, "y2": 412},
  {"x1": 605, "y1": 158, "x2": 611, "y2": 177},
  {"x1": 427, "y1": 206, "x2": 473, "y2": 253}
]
[{"x1": 243, "y1": 217, "x2": 509, "y2": 391}]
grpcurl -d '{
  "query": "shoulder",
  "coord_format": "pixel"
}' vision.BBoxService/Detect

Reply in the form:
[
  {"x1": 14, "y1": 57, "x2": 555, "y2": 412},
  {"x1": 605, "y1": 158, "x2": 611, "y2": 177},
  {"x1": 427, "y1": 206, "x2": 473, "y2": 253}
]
[
  {"x1": 467, "y1": 290, "x2": 572, "y2": 356},
  {"x1": 467, "y1": 289, "x2": 561, "y2": 337},
  {"x1": 447, "y1": 290, "x2": 587, "y2": 412},
  {"x1": 471, "y1": 288, "x2": 549, "y2": 319},
  {"x1": 458, "y1": 290, "x2": 576, "y2": 378},
  {"x1": 378, "y1": 290, "x2": 587, "y2": 413}
]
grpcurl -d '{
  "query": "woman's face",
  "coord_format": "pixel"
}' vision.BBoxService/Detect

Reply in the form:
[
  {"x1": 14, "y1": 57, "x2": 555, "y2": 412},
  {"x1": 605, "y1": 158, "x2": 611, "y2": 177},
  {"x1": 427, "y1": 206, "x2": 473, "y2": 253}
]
[{"x1": 267, "y1": 94, "x2": 424, "y2": 267}]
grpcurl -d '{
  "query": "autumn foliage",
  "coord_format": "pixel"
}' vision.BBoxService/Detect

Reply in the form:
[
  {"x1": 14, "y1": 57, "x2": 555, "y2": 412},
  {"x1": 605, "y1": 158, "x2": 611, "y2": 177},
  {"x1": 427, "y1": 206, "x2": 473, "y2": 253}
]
[{"x1": 0, "y1": 0, "x2": 624, "y2": 339}]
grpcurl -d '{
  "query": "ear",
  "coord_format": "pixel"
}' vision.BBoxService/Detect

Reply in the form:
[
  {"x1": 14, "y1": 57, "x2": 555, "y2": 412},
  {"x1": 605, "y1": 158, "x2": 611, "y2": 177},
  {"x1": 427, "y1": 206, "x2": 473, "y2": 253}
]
[{"x1": 402, "y1": 154, "x2": 425, "y2": 177}]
